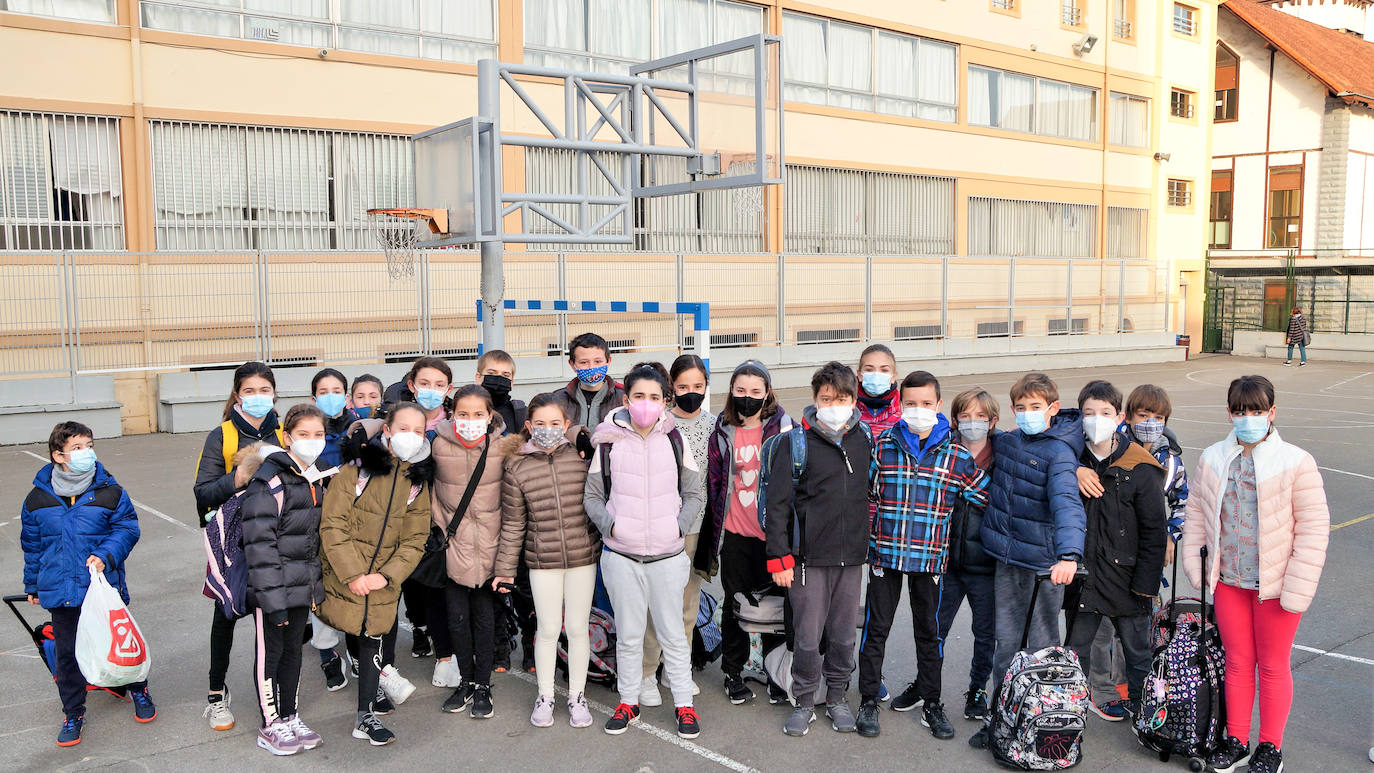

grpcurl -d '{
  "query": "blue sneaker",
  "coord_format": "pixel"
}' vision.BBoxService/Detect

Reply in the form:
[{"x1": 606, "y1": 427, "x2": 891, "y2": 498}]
[
  {"x1": 57, "y1": 714, "x2": 84, "y2": 747},
  {"x1": 131, "y1": 688, "x2": 158, "y2": 722},
  {"x1": 1089, "y1": 698, "x2": 1129, "y2": 722},
  {"x1": 877, "y1": 682, "x2": 891, "y2": 702}
]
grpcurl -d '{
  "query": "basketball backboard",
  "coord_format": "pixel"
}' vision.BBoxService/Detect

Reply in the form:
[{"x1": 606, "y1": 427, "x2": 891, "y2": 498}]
[{"x1": 411, "y1": 117, "x2": 499, "y2": 247}]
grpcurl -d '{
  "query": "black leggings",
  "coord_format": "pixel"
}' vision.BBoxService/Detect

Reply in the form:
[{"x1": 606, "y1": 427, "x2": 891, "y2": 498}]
[
  {"x1": 345, "y1": 621, "x2": 397, "y2": 672},
  {"x1": 353, "y1": 634, "x2": 386, "y2": 714},
  {"x1": 446, "y1": 581, "x2": 495, "y2": 687},
  {"x1": 209, "y1": 603, "x2": 236, "y2": 693}
]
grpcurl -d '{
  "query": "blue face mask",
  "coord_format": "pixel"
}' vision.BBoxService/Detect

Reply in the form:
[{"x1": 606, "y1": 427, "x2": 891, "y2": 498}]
[
  {"x1": 575, "y1": 364, "x2": 609, "y2": 386},
  {"x1": 1232, "y1": 415, "x2": 1270, "y2": 444},
  {"x1": 241, "y1": 394, "x2": 274, "y2": 418},
  {"x1": 861, "y1": 371, "x2": 892, "y2": 396},
  {"x1": 354, "y1": 406, "x2": 372, "y2": 419},
  {"x1": 66, "y1": 447, "x2": 97, "y2": 474},
  {"x1": 415, "y1": 388, "x2": 445, "y2": 412},
  {"x1": 1016, "y1": 409, "x2": 1049, "y2": 436},
  {"x1": 315, "y1": 392, "x2": 347, "y2": 417}
]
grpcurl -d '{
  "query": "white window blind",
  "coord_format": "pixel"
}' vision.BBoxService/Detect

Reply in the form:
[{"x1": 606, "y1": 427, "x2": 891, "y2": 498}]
[
  {"x1": 968, "y1": 196, "x2": 1097, "y2": 258},
  {"x1": 786, "y1": 164, "x2": 954, "y2": 255},
  {"x1": 1108, "y1": 92, "x2": 1149, "y2": 147},
  {"x1": 970, "y1": 66, "x2": 1097, "y2": 141},
  {"x1": 2, "y1": 0, "x2": 116, "y2": 23},
  {"x1": 783, "y1": 12, "x2": 957, "y2": 122},
  {"x1": 0, "y1": 110, "x2": 125, "y2": 250},
  {"x1": 149, "y1": 120, "x2": 412, "y2": 250},
  {"x1": 1107, "y1": 206, "x2": 1146, "y2": 258}
]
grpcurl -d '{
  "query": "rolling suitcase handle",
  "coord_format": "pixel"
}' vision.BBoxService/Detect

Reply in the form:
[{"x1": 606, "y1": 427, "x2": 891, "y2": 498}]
[
  {"x1": 1024, "y1": 569, "x2": 1088, "y2": 651},
  {"x1": 3, "y1": 594, "x2": 40, "y2": 640}
]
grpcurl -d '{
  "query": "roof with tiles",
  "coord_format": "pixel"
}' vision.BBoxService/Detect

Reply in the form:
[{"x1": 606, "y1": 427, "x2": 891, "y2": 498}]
[{"x1": 1225, "y1": 0, "x2": 1374, "y2": 107}]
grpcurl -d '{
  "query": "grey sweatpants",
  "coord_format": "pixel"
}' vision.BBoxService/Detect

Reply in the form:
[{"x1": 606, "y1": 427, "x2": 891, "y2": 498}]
[
  {"x1": 789, "y1": 563, "x2": 864, "y2": 708},
  {"x1": 990, "y1": 561, "x2": 1065, "y2": 696},
  {"x1": 601, "y1": 550, "x2": 695, "y2": 707},
  {"x1": 1089, "y1": 617, "x2": 1127, "y2": 701}
]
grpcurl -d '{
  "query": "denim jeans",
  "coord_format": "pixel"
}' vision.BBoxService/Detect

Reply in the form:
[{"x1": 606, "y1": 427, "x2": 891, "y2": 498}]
[{"x1": 1287, "y1": 343, "x2": 1307, "y2": 363}]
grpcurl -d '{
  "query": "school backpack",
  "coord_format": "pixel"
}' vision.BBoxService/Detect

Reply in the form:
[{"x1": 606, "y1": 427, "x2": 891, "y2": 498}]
[
  {"x1": 756, "y1": 419, "x2": 872, "y2": 533},
  {"x1": 734, "y1": 587, "x2": 786, "y2": 635},
  {"x1": 558, "y1": 605, "x2": 617, "y2": 688},
  {"x1": 1134, "y1": 547, "x2": 1227, "y2": 769},
  {"x1": 762, "y1": 642, "x2": 794, "y2": 704},
  {"x1": 201, "y1": 490, "x2": 251, "y2": 620},
  {"x1": 990, "y1": 574, "x2": 1090, "y2": 770},
  {"x1": 692, "y1": 589, "x2": 723, "y2": 669}
]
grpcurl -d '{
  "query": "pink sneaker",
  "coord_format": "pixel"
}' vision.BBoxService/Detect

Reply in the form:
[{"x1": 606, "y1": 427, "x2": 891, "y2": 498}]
[
  {"x1": 569, "y1": 694, "x2": 594, "y2": 729},
  {"x1": 530, "y1": 695, "x2": 555, "y2": 728},
  {"x1": 257, "y1": 721, "x2": 302, "y2": 756},
  {"x1": 285, "y1": 715, "x2": 321, "y2": 750}
]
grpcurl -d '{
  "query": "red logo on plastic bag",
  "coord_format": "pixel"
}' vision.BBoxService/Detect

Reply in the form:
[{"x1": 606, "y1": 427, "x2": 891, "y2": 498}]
[{"x1": 107, "y1": 608, "x2": 146, "y2": 666}]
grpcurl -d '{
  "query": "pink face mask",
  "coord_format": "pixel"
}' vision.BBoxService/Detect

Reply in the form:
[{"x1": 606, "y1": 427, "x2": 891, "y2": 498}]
[{"x1": 627, "y1": 399, "x2": 663, "y2": 428}]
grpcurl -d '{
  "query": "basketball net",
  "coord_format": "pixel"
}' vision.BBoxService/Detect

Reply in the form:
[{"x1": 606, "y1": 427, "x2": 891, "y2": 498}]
[{"x1": 369, "y1": 212, "x2": 429, "y2": 281}]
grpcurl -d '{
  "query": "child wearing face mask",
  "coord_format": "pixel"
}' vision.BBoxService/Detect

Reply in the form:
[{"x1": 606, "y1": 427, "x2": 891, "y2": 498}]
[
  {"x1": 23, "y1": 422, "x2": 154, "y2": 748},
  {"x1": 495, "y1": 392, "x2": 599, "y2": 729},
  {"x1": 193, "y1": 361, "x2": 283, "y2": 733},
  {"x1": 563, "y1": 332, "x2": 626, "y2": 430},
  {"x1": 317, "y1": 402, "x2": 433, "y2": 747},
  {"x1": 1185, "y1": 375, "x2": 1329, "y2": 773},
  {"x1": 349, "y1": 375, "x2": 384, "y2": 420},
  {"x1": 381, "y1": 357, "x2": 452, "y2": 435},
  {"x1": 584, "y1": 363, "x2": 706, "y2": 740},
  {"x1": 855, "y1": 344, "x2": 903, "y2": 437},
  {"x1": 241, "y1": 404, "x2": 328, "y2": 756},
  {"x1": 430, "y1": 384, "x2": 511, "y2": 720},
  {"x1": 855, "y1": 371, "x2": 988, "y2": 740}
]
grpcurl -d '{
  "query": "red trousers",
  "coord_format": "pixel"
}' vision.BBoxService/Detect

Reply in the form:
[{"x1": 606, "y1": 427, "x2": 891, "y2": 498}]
[{"x1": 1213, "y1": 582, "x2": 1303, "y2": 748}]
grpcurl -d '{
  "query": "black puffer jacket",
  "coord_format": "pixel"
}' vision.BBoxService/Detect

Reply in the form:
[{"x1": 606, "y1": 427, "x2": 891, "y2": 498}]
[
  {"x1": 242, "y1": 449, "x2": 325, "y2": 624},
  {"x1": 192, "y1": 408, "x2": 282, "y2": 525},
  {"x1": 946, "y1": 431, "x2": 999, "y2": 576}
]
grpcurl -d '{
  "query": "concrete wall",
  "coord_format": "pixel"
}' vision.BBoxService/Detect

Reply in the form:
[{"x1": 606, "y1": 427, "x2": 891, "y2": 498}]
[
  {"x1": 1271, "y1": 0, "x2": 1369, "y2": 39},
  {"x1": 1233, "y1": 329, "x2": 1374, "y2": 360}
]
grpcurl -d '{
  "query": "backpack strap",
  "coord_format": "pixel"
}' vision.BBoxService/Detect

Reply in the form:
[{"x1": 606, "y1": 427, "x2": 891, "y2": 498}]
[
  {"x1": 668, "y1": 428, "x2": 685, "y2": 488},
  {"x1": 599, "y1": 443, "x2": 613, "y2": 500},
  {"x1": 788, "y1": 424, "x2": 807, "y2": 487},
  {"x1": 221, "y1": 420, "x2": 239, "y2": 472}
]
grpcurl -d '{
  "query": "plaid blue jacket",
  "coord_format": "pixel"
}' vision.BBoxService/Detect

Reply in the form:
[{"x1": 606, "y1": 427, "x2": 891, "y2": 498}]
[{"x1": 867, "y1": 416, "x2": 989, "y2": 574}]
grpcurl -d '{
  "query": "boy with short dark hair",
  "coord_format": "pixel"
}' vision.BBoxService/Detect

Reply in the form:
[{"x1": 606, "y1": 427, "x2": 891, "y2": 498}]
[
  {"x1": 1067, "y1": 380, "x2": 1167, "y2": 720},
  {"x1": 564, "y1": 333, "x2": 625, "y2": 430},
  {"x1": 475, "y1": 349, "x2": 526, "y2": 438},
  {"x1": 972, "y1": 372, "x2": 1086, "y2": 749},
  {"x1": 766, "y1": 362, "x2": 872, "y2": 738},
  {"x1": 855, "y1": 371, "x2": 988, "y2": 739}
]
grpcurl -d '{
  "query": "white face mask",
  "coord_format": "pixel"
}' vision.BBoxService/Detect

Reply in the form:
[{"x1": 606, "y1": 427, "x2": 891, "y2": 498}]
[
  {"x1": 455, "y1": 418, "x2": 488, "y2": 443},
  {"x1": 901, "y1": 406, "x2": 938, "y2": 433},
  {"x1": 388, "y1": 431, "x2": 424, "y2": 462},
  {"x1": 1083, "y1": 415, "x2": 1118, "y2": 445},
  {"x1": 291, "y1": 437, "x2": 325, "y2": 467},
  {"x1": 816, "y1": 404, "x2": 853, "y2": 430}
]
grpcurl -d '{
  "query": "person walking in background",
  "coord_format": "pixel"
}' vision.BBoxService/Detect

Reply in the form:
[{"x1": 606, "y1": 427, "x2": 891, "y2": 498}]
[
  {"x1": 1187, "y1": 375, "x2": 1329, "y2": 773},
  {"x1": 1284, "y1": 307, "x2": 1309, "y2": 367}
]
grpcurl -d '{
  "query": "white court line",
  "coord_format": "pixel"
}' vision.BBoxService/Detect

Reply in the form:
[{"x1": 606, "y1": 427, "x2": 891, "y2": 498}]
[
  {"x1": 1293, "y1": 644, "x2": 1374, "y2": 667},
  {"x1": 19, "y1": 449, "x2": 197, "y2": 534},
  {"x1": 1322, "y1": 371, "x2": 1372, "y2": 392},
  {"x1": 1178, "y1": 445, "x2": 1374, "y2": 481},
  {"x1": 508, "y1": 670, "x2": 762, "y2": 773}
]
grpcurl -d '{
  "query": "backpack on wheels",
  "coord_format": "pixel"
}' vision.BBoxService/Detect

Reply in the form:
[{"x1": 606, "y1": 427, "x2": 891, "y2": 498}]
[
  {"x1": 1133, "y1": 546, "x2": 1226, "y2": 772},
  {"x1": 990, "y1": 572, "x2": 1090, "y2": 771}
]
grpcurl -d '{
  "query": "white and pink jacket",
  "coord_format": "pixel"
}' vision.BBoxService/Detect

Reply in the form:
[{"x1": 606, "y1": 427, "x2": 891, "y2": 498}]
[
  {"x1": 1182, "y1": 428, "x2": 1330, "y2": 614},
  {"x1": 583, "y1": 407, "x2": 705, "y2": 561}
]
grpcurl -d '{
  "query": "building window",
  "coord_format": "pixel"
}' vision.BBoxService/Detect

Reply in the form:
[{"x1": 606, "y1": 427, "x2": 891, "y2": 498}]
[
  {"x1": 1113, "y1": 0, "x2": 1133, "y2": 39},
  {"x1": 1061, "y1": 0, "x2": 1083, "y2": 26},
  {"x1": 968, "y1": 196, "x2": 1097, "y2": 258},
  {"x1": 1107, "y1": 206, "x2": 1146, "y2": 258},
  {"x1": 1173, "y1": 3, "x2": 1197, "y2": 36},
  {"x1": 783, "y1": 12, "x2": 957, "y2": 122},
  {"x1": 148, "y1": 120, "x2": 414, "y2": 250},
  {"x1": 1108, "y1": 92, "x2": 1149, "y2": 147},
  {"x1": 970, "y1": 66, "x2": 1098, "y2": 142},
  {"x1": 1215, "y1": 43, "x2": 1238, "y2": 121},
  {"x1": 0, "y1": 110, "x2": 125, "y2": 250},
  {"x1": 991, "y1": 0, "x2": 1015, "y2": 11},
  {"x1": 786, "y1": 165, "x2": 955, "y2": 254},
  {"x1": 140, "y1": 0, "x2": 497, "y2": 64},
  {"x1": 1167, "y1": 179, "x2": 1192, "y2": 208},
  {"x1": 1209, "y1": 170, "x2": 1232, "y2": 249},
  {"x1": 1267, "y1": 166, "x2": 1302, "y2": 248},
  {"x1": 525, "y1": 0, "x2": 763, "y2": 73},
  {"x1": 0, "y1": 0, "x2": 115, "y2": 23},
  {"x1": 1170, "y1": 88, "x2": 1195, "y2": 119}
]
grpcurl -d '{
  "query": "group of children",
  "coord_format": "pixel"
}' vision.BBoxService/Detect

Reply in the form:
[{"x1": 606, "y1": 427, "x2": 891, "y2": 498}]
[{"x1": 18, "y1": 335, "x2": 1330, "y2": 773}]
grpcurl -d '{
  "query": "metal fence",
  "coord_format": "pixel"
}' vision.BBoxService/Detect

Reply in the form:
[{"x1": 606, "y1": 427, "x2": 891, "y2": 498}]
[{"x1": 1, "y1": 250, "x2": 1169, "y2": 379}]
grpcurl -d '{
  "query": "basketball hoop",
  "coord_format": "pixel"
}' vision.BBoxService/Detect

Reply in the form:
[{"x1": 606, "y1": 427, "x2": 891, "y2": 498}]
[
  {"x1": 730, "y1": 185, "x2": 764, "y2": 221},
  {"x1": 367, "y1": 208, "x2": 447, "y2": 280}
]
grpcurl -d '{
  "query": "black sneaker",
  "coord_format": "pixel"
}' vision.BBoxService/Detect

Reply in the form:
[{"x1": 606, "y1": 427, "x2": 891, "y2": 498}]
[
  {"x1": 350, "y1": 658, "x2": 359, "y2": 679},
  {"x1": 470, "y1": 684, "x2": 493, "y2": 719},
  {"x1": 890, "y1": 680, "x2": 923, "y2": 712},
  {"x1": 768, "y1": 683, "x2": 789, "y2": 705},
  {"x1": 922, "y1": 702, "x2": 956, "y2": 740},
  {"x1": 57, "y1": 714, "x2": 84, "y2": 747},
  {"x1": 410, "y1": 627, "x2": 432, "y2": 659},
  {"x1": 493, "y1": 647, "x2": 511, "y2": 674},
  {"x1": 856, "y1": 698, "x2": 880, "y2": 738},
  {"x1": 963, "y1": 687, "x2": 989, "y2": 720},
  {"x1": 724, "y1": 675, "x2": 754, "y2": 705},
  {"x1": 322, "y1": 654, "x2": 347, "y2": 692},
  {"x1": 521, "y1": 648, "x2": 536, "y2": 673},
  {"x1": 353, "y1": 712, "x2": 395, "y2": 746},
  {"x1": 604, "y1": 703, "x2": 640, "y2": 735},
  {"x1": 1207, "y1": 735, "x2": 1250, "y2": 773},
  {"x1": 1247, "y1": 742, "x2": 1283, "y2": 773},
  {"x1": 373, "y1": 688, "x2": 396, "y2": 716},
  {"x1": 969, "y1": 719, "x2": 991, "y2": 749},
  {"x1": 441, "y1": 683, "x2": 474, "y2": 714},
  {"x1": 675, "y1": 706, "x2": 700, "y2": 739}
]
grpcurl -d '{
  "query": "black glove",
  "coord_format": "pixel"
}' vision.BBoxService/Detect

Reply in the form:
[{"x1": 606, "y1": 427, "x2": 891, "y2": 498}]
[{"x1": 575, "y1": 428, "x2": 595, "y2": 462}]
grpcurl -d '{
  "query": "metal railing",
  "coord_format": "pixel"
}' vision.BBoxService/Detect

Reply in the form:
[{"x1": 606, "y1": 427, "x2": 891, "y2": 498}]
[
  {"x1": 1061, "y1": 3, "x2": 1082, "y2": 26},
  {"x1": 1114, "y1": 18, "x2": 1133, "y2": 38},
  {"x1": 0, "y1": 250, "x2": 1170, "y2": 379}
]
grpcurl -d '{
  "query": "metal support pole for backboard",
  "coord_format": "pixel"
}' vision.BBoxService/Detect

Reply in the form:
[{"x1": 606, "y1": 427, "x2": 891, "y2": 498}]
[{"x1": 478, "y1": 58, "x2": 506, "y2": 352}]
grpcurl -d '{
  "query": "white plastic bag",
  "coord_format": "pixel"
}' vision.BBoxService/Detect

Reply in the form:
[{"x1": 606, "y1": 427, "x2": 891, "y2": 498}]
[{"x1": 76, "y1": 566, "x2": 151, "y2": 686}]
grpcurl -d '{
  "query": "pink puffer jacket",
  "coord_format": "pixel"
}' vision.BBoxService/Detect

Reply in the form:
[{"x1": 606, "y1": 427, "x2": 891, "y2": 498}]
[{"x1": 1182, "y1": 429, "x2": 1329, "y2": 613}]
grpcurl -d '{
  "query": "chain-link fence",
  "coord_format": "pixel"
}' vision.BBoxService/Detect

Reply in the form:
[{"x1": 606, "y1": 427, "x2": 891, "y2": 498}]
[{"x1": 0, "y1": 250, "x2": 1169, "y2": 378}]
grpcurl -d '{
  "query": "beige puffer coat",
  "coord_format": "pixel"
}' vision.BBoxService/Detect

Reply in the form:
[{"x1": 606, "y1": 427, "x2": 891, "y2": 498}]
[
  {"x1": 431, "y1": 415, "x2": 509, "y2": 588},
  {"x1": 495, "y1": 430, "x2": 600, "y2": 577}
]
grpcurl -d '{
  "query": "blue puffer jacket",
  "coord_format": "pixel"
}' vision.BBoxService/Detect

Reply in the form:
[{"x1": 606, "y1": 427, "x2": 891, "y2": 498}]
[
  {"x1": 21, "y1": 463, "x2": 140, "y2": 608},
  {"x1": 980, "y1": 409, "x2": 1087, "y2": 572}
]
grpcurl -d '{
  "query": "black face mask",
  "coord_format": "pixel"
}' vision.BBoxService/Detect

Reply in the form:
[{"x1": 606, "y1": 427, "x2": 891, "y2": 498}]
[
  {"x1": 730, "y1": 394, "x2": 765, "y2": 419},
  {"x1": 675, "y1": 391, "x2": 706, "y2": 413},
  {"x1": 481, "y1": 374, "x2": 512, "y2": 405}
]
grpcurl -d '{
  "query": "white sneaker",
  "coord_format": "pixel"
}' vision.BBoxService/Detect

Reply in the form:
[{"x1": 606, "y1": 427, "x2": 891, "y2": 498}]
[
  {"x1": 379, "y1": 665, "x2": 416, "y2": 705},
  {"x1": 432, "y1": 658, "x2": 462, "y2": 688},
  {"x1": 204, "y1": 688, "x2": 235, "y2": 731},
  {"x1": 691, "y1": 680, "x2": 701, "y2": 697},
  {"x1": 640, "y1": 681, "x2": 663, "y2": 707}
]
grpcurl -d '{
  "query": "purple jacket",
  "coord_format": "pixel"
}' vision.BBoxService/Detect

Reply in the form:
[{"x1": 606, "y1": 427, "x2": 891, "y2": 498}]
[{"x1": 694, "y1": 409, "x2": 792, "y2": 574}]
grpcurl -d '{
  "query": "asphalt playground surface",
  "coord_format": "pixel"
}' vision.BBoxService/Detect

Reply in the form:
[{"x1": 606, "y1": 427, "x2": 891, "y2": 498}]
[{"x1": 0, "y1": 355, "x2": 1370, "y2": 772}]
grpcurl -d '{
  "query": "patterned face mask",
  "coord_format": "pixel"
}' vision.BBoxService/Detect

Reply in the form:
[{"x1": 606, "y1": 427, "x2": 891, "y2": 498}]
[
  {"x1": 1131, "y1": 418, "x2": 1165, "y2": 446},
  {"x1": 531, "y1": 425, "x2": 564, "y2": 450}
]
